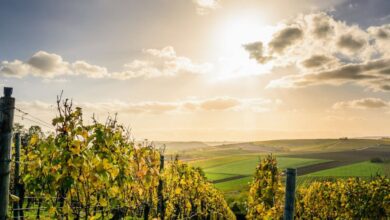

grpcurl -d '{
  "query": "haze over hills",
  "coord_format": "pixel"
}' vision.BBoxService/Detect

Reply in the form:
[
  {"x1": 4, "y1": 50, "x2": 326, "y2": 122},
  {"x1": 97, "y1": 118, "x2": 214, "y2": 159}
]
[{"x1": 159, "y1": 138, "x2": 390, "y2": 157}]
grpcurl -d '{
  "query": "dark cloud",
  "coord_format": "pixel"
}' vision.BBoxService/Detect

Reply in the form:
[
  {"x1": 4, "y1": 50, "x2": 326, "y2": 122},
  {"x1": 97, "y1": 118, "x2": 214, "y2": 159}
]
[
  {"x1": 243, "y1": 42, "x2": 272, "y2": 64},
  {"x1": 301, "y1": 55, "x2": 333, "y2": 68},
  {"x1": 368, "y1": 24, "x2": 390, "y2": 39},
  {"x1": 352, "y1": 98, "x2": 388, "y2": 108},
  {"x1": 312, "y1": 14, "x2": 334, "y2": 38},
  {"x1": 269, "y1": 27, "x2": 303, "y2": 53},
  {"x1": 310, "y1": 58, "x2": 390, "y2": 81},
  {"x1": 270, "y1": 58, "x2": 390, "y2": 90},
  {"x1": 333, "y1": 98, "x2": 389, "y2": 109},
  {"x1": 308, "y1": 65, "x2": 374, "y2": 81},
  {"x1": 27, "y1": 51, "x2": 66, "y2": 72},
  {"x1": 336, "y1": 34, "x2": 366, "y2": 51},
  {"x1": 379, "y1": 68, "x2": 390, "y2": 74},
  {"x1": 365, "y1": 78, "x2": 390, "y2": 91},
  {"x1": 377, "y1": 29, "x2": 389, "y2": 39},
  {"x1": 380, "y1": 85, "x2": 390, "y2": 91}
]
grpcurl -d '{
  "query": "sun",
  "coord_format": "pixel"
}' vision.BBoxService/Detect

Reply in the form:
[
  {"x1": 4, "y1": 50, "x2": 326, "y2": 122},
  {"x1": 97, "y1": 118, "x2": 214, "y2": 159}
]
[
  {"x1": 211, "y1": 13, "x2": 275, "y2": 80},
  {"x1": 215, "y1": 13, "x2": 272, "y2": 53}
]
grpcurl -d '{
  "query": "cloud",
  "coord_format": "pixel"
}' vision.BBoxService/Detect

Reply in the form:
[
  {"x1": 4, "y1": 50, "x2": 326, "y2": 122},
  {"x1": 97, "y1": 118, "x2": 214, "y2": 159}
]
[
  {"x1": 246, "y1": 12, "x2": 372, "y2": 65},
  {"x1": 111, "y1": 46, "x2": 212, "y2": 80},
  {"x1": 333, "y1": 98, "x2": 389, "y2": 109},
  {"x1": 268, "y1": 27, "x2": 303, "y2": 54},
  {"x1": 0, "y1": 47, "x2": 210, "y2": 80},
  {"x1": 71, "y1": 61, "x2": 108, "y2": 78},
  {"x1": 243, "y1": 12, "x2": 389, "y2": 91},
  {"x1": 17, "y1": 97, "x2": 280, "y2": 117},
  {"x1": 198, "y1": 97, "x2": 240, "y2": 110},
  {"x1": 368, "y1": 24, "x2": 390, "y2": 40},
  {"x1": 192, "y1": 0, "x2": 220, "y2": 15},
  {"x1": 336, "y1": 34, "x2": 366, "y2": 52},
  {"x1": 300, "y1": 55, "x2": 335, "y2": 69},
  {"x1": 311, "y1": 13, "x2": 334, "y2": 38},
  {"x1": 0, "y1": 60, "x2": 30, "y2": 78},
  {"x1": 268, "y1": 58, "x2": 390, "y2": 90},
  {"x1": 27, "y1": 51, "x2": 69, "y2": 77},
  {"x1": 243, "y1": 42, "x2": 272, "y2": 64},
  {"x1": 0, "y1": 51, "x2": 103, "y2": 79},
  {"x1": 368, "y1": 24, "x2": 390, "y2": 58}
]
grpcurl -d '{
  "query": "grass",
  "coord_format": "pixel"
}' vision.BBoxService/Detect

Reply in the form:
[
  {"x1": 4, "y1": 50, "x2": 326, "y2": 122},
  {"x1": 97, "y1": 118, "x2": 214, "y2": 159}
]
[
  {"x1": 205, "y1": 173, "x2": 235, "y2": 181},
  {"x1": 306, "y1": 161, "x2": 385, "y2": 177},
  {"x1": 214, "y1": 176, "x2": 253, "y2": 191},
  {"x1": 189, "y1": 154, "x2": 258, "y2": 169},
  {"x1": 194, "y1": 157, "x2": 329, "y2": 192},
  {"x1": 203, "y1": 157, "x2": 328, "y2": 176},
  {"x1": 255, "y1": 138, "x2": 390, "y2": 152},
  {"x1": 182, "y1": 138, "x2": 390, "y2": 194}
]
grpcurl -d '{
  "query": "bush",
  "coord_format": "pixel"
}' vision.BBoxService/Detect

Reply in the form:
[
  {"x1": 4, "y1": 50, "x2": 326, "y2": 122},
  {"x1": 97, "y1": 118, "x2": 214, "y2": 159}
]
[
  {"x1": 21, "y1": 99, "x2": 235, "y2": 219},
  {"x1": 246, "y1": 155, "x2": 284, "y2": 219},
  {"x1": 371, "y1": 157, "x2": 385, "y2": 163},
  {"x1": 295, "y1": 176, "x2": 390, "y2": 219}
]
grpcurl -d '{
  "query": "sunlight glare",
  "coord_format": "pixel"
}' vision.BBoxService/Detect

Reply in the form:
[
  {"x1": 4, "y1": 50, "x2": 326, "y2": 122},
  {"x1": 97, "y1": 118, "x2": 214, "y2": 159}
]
[{"x1": 212, "y1": 13, "x2": 275, "y2": 80}]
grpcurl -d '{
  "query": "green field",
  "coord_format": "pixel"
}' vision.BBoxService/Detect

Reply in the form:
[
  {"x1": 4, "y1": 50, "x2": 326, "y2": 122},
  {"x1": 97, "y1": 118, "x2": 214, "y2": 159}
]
[
  {"x1": 203, "y1": 157, "x2": 327, "y2": 176},
  {"x1": 215, "y1": 176, "x2": 253, "y2": 191},
  {"x1": 162, "y1": 138, "x2": 390, "y2": 216},
  {"x1": 205, "y1": 172, "x2": 235, "y2": 181},
  {"x1": 252, "y1": 139, "x2": 389, "y2": 152},
  {"x1": 189, "y1": 154, "x2": 258, "y2": 169},
  {"x1": 307, "y1": 161, "x2": 385, "y2": 177},
  {"x1": 178, "y1": 138, "x2": 390, "y2": 194},
  {"x1": 191, "y1": 156, "x2": 329, "y2": 191}
]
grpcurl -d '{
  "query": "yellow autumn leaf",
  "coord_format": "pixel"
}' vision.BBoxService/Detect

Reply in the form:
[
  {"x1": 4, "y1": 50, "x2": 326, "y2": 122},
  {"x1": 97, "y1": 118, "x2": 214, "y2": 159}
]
[
  {"x1": 70, "y1": 141, "x2": 81, "y2": 154},
  {"x1": 99, "y1": 197, "x2": 108, "y2": 207},
  {"x1": 48, "y1": 207, "x2": 56, "y2": 215},
  {"x1": 175, "y1": 188, "x2": 182, "y2": 195},
  {"x1": 30, "y1": 134, "x2": 39, "y2": 145},
  {"x1": 62, "y1": 203, "x2": 72, "y2": 215},
  {"x1": 108, "y1": 186, "x2": 120, "y2": 197},
  {"x1": 108, "y1": 167, "x2": 119, "y2": 180},
  {"x1": 102, "y1": 159, "x2": 111, "y2": 170}
]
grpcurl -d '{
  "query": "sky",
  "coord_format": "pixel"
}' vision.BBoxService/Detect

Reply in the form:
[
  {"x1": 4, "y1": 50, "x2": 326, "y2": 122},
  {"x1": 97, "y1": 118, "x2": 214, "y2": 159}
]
[{"x1": 1, "y1": 0, "x2": 390, "y2": 141}]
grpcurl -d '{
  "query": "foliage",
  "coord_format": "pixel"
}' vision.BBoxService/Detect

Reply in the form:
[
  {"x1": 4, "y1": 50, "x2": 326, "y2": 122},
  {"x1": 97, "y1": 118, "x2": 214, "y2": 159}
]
[
  {"x1": 295, "y1": 176, "x2": 390, "y2": 219},
  {"x1": 163, "y1": 158, "x2": 235, "y2": 219},
  {"x1": 246, "y1": 155, "x2": 284, "y2": 220},
  {"x1": 19, "y1": 98, "x2": 234, "y2": 219}
]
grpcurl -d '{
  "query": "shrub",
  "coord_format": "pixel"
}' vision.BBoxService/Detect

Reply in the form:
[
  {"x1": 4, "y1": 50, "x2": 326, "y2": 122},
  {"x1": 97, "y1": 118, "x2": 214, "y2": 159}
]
[
  {"x1": 247, "y1": 155, "x2": 284, "y2": 219},
  {"x1": 371, "y1": 157, "x2": 385, "y2": 163},
  {"x1": 295, "y1": 176, "x2": 390, "y2": 219}
]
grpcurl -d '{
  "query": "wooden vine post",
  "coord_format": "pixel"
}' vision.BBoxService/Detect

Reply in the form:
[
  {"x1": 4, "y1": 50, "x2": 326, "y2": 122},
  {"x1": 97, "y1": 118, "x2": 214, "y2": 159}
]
[
  {"x1": 283, "y1": 168, "x2": 297, "y2": 220},
  {"x1": 0, "y1": 87, "x2": 15, "y2": 220},
  {"x1": 12, "y1": 133, "x2": 21, "y2": 220},
  {"x1": 157, "y1": 153, "x2": 165, "y2": 219}
]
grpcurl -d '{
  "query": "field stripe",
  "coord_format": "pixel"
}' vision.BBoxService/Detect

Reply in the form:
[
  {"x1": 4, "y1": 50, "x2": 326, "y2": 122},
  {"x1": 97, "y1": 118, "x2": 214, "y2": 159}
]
[
  {"x1": 295, "y1": 161, "x2": 352, "y2": 176},
  {"x1": 210, "y1": 161, "x2": 356, "y2": 184},
  {"x1": 211, "y1": 175, "x2": 250, "y2": 184}
]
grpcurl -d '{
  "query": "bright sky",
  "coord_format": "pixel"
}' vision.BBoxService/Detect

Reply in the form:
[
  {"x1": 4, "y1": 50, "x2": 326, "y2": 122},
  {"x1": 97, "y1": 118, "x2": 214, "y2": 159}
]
[{"x1": 1, "y1": 0, "x2": 390, "y2": 141}]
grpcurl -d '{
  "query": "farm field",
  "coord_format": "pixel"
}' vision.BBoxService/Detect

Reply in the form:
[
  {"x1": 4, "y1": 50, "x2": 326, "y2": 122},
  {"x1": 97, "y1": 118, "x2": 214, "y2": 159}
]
[
  {"x1": 201, "y1": 156, "x2": 327, "y2": 178},
  {"x1": 306, "y1": 160, "x2": 385, "y2": 177},
  {"x1": 206, "y1": 157, "x2": 328, "y2": 191},
  {"x1": 178, "y1": 139, "x2": 390, "y2": 194}
]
